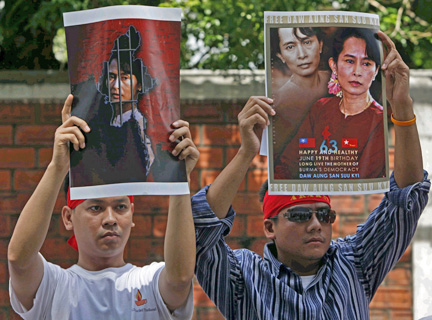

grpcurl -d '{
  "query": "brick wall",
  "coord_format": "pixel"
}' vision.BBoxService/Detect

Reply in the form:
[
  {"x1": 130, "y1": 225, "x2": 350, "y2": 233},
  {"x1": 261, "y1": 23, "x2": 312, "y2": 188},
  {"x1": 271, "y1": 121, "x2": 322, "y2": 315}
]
[{"x1": 0, "y1": 71, "x2": 416, "y2": 319}]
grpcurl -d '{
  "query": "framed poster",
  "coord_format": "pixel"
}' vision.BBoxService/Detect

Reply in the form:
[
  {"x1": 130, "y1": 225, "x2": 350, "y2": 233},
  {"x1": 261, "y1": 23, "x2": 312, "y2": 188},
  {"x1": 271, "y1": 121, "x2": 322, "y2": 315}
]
[
  {"x1": 265, "y1": 11, "x2": 389, "y2": 195},
  {"x1": 64, "y1": 5, "x2": 189, "y2": 199}
]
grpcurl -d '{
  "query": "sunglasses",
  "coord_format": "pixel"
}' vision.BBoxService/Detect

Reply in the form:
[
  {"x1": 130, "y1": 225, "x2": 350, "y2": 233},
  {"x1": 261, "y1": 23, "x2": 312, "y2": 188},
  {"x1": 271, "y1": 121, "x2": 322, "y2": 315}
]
[{"x1": 279, "y1": 207, "x2": 336, "y2": 224}]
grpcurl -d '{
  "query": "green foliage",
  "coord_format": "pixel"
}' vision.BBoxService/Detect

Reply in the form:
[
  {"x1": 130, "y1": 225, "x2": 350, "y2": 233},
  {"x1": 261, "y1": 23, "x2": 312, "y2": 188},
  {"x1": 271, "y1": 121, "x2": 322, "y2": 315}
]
[
  {"x1": 0, "y1": 0, "x2": 431, "y2": 69},
  {"x1": 160, "y1": 0, "x2": 432, "y2": 69},
  {"x1": 0, "y1": 0, "x2": 160, "y2": 69},
  {"x1": 160, "y1": 0, "x2": 335, "y2": 69}
]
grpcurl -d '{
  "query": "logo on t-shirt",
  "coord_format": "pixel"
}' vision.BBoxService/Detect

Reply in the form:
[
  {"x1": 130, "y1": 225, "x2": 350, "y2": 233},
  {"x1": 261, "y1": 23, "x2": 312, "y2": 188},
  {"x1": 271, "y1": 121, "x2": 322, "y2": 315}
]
[{"x1": 135, "y1": 289, "x2": 147, "y2": 306}]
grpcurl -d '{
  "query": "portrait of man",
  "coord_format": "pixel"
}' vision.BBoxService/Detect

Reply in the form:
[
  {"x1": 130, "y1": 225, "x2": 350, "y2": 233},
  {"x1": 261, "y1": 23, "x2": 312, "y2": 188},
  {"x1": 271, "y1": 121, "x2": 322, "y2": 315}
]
[
  {"x1": 68, "y1": 24, "x2": 187, "y2": 193},
  {"x1": 98, "y1": 26, "x2": 157, "y2": 174}
]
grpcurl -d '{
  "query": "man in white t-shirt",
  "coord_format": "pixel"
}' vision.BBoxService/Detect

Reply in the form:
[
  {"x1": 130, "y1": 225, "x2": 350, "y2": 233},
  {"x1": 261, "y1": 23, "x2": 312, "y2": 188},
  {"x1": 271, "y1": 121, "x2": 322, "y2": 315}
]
[{"x1": 8, "y1": 95, "x2": 199, "y2": 319}]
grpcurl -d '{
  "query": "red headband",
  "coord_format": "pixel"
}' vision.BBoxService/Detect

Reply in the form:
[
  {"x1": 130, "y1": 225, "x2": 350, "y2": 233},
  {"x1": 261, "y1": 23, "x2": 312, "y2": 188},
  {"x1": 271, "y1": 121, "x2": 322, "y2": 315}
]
[
  {"x1": 262, "y1": 192, "x2": 331, "y2": 220},
  {"x1": 66, "y1": 188, "x2": 133, "y2": 251}
]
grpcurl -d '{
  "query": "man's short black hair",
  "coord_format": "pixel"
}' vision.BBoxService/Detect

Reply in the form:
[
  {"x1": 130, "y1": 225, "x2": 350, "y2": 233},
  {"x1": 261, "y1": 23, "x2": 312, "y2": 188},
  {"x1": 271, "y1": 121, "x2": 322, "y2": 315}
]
[
  {"x1": 63, "y1": 172, "x2": 69, "y2": 201},
  {"x1": 258, "y1": 179, "x2": 269, "y2": 203}
]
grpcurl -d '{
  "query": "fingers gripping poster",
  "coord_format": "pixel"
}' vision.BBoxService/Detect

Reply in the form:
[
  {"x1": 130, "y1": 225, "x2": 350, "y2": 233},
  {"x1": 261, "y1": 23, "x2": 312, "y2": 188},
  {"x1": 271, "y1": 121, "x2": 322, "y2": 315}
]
[
  {"x1": 265, "y1": 11, "x2": 390, "y2": 195},
  {"x1": 64, "y1": 6, "x2": 189, "y2": 199}
]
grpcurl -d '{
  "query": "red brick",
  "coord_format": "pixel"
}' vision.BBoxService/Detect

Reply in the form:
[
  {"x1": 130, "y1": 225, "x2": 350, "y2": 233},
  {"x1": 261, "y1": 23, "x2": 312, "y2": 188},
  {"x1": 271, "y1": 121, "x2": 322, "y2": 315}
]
[
  {"x1": 3, "y1": 309, "x2": 22, "y2": 320},
  {"x1": 0, "y1": 171, "x2": 11, "y2": 191},
  {"x1": 249, "y1": 238, "x2": 269, "y2": 257},
  {"x1": 189, "y1": 124, "x2": 200, "y2": 146},
  {"x1": 390, "y1": 310, "x2": 412, "y2": 320},
  {"x1": 38, "y1": 147, "x2": 53, "y2": 167},
  {"x1": 367, "y1": 193, "x2": 386, "y2": 213},
  {"x1": 182, "y1": 104, "x2": 224, "y2": 123},
  {"x1": 58, "y1": 215, "x2": 72, "y2": 237},
  {"x1": 0, "y1": 215, "x2": 11, "y2": 237},
  {"x1": 232, "y1": 193, "x2": 262, "y2": 215},
  {"x1": 0, "y1": 148, "x2": 35, "y2": 168},
  {"x1": 193, "y1": 284, "x2": 215, "y2": 307},
  {"x1": 40, "y1": 103, "x2": 63, "y2": 124},
  {"x1": 331, "y1": 215, "x2": 342, "y2": 239},
  {"x1": 40, "y1": 237, "x2": 77, "y2": 261},
  {"x1": 247, "y1": 215, "x2": 265, "y2": 237},
  {"x1": 0, "y1": 289, "x2": 9, "y2": 307},
  {"x1": 228, "y1": 103, "x2": 248, "y2": 123},
  {"x1": 130, "y1": 214, "x2": 152, "y2": 237},
  {"x1": 369, "y1": 287, "x2": 411, "y2": 309},
  {"x1": 334, "y1": 216, "x2": 364, "y2": 238},
  {"x1": 229, "y1": 215, "x2": 245, "y2": 237},
  {"x1": 153, "y1": 215, "x2": 167, "y2": 238},
  {"x1": 225, "y1": 238, "x2": 244, "y2": 251},
  {"x1": 1, "y1": 192, "x2": 31, "y2": 213},
  {"x1": 195, "y1": 307, "x2": 225, "y2": 320},
  {"x1": 54, "y1": 195, "x2": 67, "y2": 213},
  {"x1": 0, "y1": 262, "x2": 7, "y2": 284},
  {"x1": 57, "y1": 260, "x2": 77, "y2": 269},
  {"x1": 226, "y1": 147, "x2": 238, "y2": 164},
  {"x1": 128, "y1": 238, "x2": 164, "y2": 261},
  {"x1": 46, "y1": 213, "x2": 60, "y2": 235},
  {"x1": 251, "y1": 154, "x2": 268, "y2": 169},
  {"x1": 0, "y1": 126, "x2": 12, "y2": 144},
  {"x1": 200, "y1": 169, "x2": 221, "y2": 188},
  {"x1": 389, "y1": 126, "x2": 395, "y2": 148},
  {"x1": 399, "y1": 246, "x2": 411, "y2": 262},
  {"x1": 189, "y1": 170, "x2": 200, "y2": 192},
  {"x1": 0, "y1": 239, "x2": 8, "y2": 256},
  {"x1": 0, "y1": 104, "x2": 34, "y2": 124},
  {"x1": 247, "y1": 169, "x2": 268, "y2": 192},
  {"x1": 388, "y1": 148, "x2": 395, "y2": 170},
  {"x1": 196, "y1": 147, "x2": 223, "y2": 169},
  {"x1": 330, "y1": 195, "x2": 366, "y2": 215},
  {"x1": 0, "y1": 309, "x2": 22, "y2": 320},
  {"x1": 202, "y1": 124, "x2": 240, "y2": 146},
  {"x1": 133, "y1": 195, "x2": 169, "y2": 214},
  {"x1": 386, "y1": 267, "x2": 411, "y2": 286},
  {"x1": 14, "y1": 169, "x2": 44, "y2": 190},
  {"x1": 369, "y1": 309, "x2": 390, "y2": 320},
  {"x1": 15, "y1": 125, "x2": 57, "y2": 145}
]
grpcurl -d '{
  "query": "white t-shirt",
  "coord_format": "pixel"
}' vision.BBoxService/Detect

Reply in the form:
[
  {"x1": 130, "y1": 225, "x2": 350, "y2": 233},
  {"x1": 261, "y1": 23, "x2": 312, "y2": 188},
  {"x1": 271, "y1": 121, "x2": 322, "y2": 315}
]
[
  {"x1": 9, "y1": 255, "x2": 193, "y2": 320},
  {"x1": 300, "y1": 275, "x2": 315, "y2": 290}
]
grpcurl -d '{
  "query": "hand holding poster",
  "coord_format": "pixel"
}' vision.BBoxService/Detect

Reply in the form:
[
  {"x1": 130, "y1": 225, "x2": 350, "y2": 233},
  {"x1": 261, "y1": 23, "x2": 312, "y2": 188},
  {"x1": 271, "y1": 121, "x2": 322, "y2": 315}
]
[
  {"x1": 63, "y1": 6, "x2": 188, "y2": 199},
  {"x1": 265, "y1": 11, "x2": 390, "y2": 195}
]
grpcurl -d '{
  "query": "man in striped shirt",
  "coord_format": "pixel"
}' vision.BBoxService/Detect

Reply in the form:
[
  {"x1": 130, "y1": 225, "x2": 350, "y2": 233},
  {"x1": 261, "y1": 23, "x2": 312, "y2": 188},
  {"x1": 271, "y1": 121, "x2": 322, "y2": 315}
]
[{"x1": 191, "y1": 33, "x2": 429, "y2": 319}]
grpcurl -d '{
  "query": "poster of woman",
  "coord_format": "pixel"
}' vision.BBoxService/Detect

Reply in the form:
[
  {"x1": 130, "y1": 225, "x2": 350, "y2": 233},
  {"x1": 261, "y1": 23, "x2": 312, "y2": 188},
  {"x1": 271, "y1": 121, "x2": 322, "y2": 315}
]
[
  {"x1": 265, "y1": 11, "x2": 389, "y2": 195},
  {"x1": 64, "y1": 6, "x2": 189, "y2": 199}
]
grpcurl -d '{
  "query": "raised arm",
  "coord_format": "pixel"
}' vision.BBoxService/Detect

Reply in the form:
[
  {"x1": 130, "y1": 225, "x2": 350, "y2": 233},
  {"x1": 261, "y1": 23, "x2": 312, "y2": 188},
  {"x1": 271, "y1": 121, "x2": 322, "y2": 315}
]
[
  {"x1": 378, "y1": 32, "x2": 423, "y2": 187},
  {"x1": 206, "y1": 96, "x2": 275, "y2": 219},
  {"x1": 8, "y1": 95, "x2": 90, "y2": 310},
  {"x1": 158, "y1": 120, "x2": 199, "y2": 312}
]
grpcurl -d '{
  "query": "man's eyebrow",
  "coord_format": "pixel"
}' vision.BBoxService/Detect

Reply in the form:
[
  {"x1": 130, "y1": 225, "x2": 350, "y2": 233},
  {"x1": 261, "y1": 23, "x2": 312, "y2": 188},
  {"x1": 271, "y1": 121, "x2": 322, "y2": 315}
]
[{"x1": 85, "y1": 197, "x2": 129, "y2": 204}]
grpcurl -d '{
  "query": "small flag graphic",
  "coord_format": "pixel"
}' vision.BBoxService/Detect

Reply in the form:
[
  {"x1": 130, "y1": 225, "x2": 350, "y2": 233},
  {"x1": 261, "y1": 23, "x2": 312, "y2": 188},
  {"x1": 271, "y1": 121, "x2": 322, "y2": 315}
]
[
  {"x1": 299, "y1": 138, "x2": 315, "y2": 148},
  {"x1": 342, "y1": 138, "x2": 358, "y2": 148}
]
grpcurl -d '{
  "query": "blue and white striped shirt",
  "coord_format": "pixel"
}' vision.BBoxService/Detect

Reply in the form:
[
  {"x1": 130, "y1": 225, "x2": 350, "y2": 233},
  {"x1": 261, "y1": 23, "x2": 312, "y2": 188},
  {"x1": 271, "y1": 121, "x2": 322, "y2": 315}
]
[{"x1": 192, "y1": 171, "x2": 430, "y2": 320}]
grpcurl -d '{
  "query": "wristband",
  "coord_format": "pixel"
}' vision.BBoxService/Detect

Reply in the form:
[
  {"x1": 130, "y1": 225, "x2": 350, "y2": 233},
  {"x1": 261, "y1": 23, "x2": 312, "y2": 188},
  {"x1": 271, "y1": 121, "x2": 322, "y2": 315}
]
[{"x1": 391, "y1": 113, "x2": 416, "y2": 126}]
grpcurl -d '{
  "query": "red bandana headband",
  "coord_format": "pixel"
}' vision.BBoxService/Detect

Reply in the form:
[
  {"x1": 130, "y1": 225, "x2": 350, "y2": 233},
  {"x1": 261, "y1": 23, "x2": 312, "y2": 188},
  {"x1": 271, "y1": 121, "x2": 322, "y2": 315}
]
[
  {"x1": 66, "y1": 188, "x2": 133, "y2": 251},
  {"x1": 262, "y1": 192, "x2": 331, "y2": 220}
]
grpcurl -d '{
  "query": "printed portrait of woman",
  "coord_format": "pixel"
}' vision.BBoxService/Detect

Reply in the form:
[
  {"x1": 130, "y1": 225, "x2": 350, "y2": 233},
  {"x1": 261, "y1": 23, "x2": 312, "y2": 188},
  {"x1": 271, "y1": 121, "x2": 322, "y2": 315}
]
[
  {"x1": 270, "y1": 27, "x2": 331, "y2": 156},
  {"x1": 274, "y1": 27, "x2": 386, "y2": 180}
]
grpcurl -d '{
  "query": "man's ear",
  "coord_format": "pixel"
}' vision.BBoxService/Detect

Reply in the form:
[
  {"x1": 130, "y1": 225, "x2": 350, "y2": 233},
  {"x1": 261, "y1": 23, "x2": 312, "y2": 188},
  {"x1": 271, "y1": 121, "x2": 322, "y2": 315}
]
[
  {"x1": 62, "y1": 206, "x2": 74, "y2": 231},
  {"x1": 263, "y1": 219, "x2": 276, "y2": 240},
  {"x1": 131, "y1": 203, "x2": 135, "y2": 228}
]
